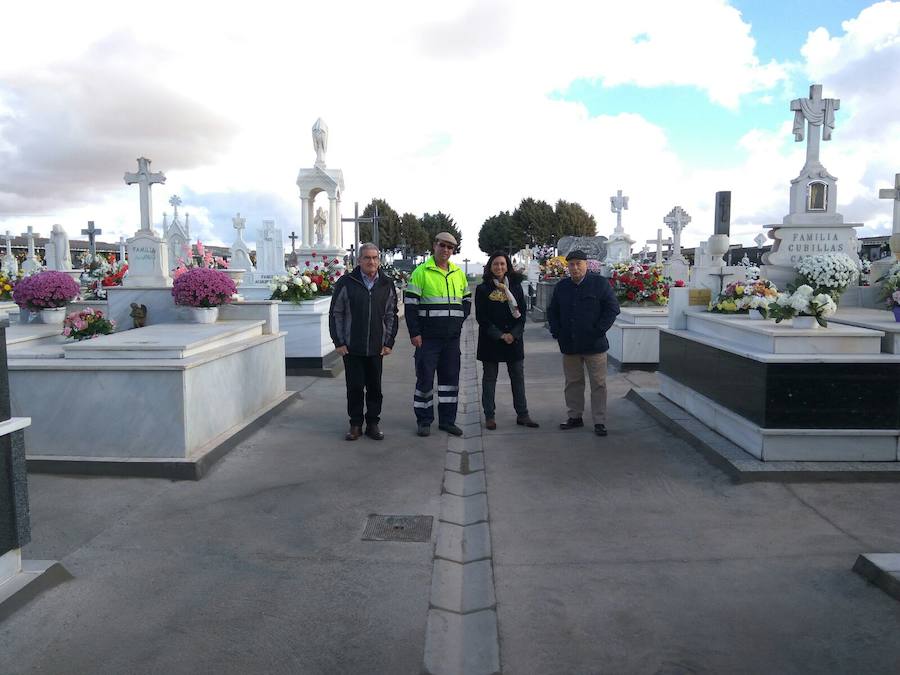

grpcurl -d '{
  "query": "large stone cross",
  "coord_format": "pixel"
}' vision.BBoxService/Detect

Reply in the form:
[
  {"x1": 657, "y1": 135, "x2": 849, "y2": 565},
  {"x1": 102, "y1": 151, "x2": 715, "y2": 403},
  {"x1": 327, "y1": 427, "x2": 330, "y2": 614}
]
[
  {"x1": 124, "y1": 157, "x2": 166, "y2": 231},
  {"x1": 791, "y1": 84, "x2": 840, "y2": 171},
  {"x1": 4, "y1": 230, "x2": 12, "y2": 255},
  {"x1": 81, "y1": 221, "x2": 101, "y2": 257},
  {"x1": 232, "y1": 212, "x2": 246, "y2": 240},
  {"x1": 646, "y1": 228, "x2": 672, "y2": 265},
  {"x1": 609, "y1": 189, "x2": 629, "y2": 234},
  {"x1": 664, "y1": 206, "x2": 691, "y2": 263},
  {"x1": 168, "y1": 194, "x2": 182, "y2": 222},
  {"x1": 879, "y1": 173, "x2": 900, "y2": 235},
  {"x1": 289, "y1": 231, "x2": 299, "y2": 252}
]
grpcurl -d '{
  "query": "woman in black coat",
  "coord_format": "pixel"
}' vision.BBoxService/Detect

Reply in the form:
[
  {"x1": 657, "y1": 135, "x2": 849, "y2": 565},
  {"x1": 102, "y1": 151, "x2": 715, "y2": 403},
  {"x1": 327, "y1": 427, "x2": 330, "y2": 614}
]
[{"x1": 475, "y1": 252, "x2": 539, "y2": 430}]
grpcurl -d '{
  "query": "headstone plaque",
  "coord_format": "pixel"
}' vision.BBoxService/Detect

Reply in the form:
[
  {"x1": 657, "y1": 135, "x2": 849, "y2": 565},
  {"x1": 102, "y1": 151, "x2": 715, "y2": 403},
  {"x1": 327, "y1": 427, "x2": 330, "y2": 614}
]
[
  {"x1": 714, "y1": 191, "x2": 731, "y2": 236},
  {"x1": 557, "y1": 235, "x2": 607, "y2": 260}
]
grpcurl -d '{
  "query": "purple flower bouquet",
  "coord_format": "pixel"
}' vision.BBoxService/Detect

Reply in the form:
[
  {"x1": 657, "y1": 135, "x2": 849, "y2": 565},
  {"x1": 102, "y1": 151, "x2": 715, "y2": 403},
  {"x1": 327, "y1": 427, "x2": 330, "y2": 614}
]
[
  {"x1": 13, "y1": 271, "x2": 80, "y2": 310},
  {"x1": 171, "y1": 267, "x2": 236, "y2": 308}
]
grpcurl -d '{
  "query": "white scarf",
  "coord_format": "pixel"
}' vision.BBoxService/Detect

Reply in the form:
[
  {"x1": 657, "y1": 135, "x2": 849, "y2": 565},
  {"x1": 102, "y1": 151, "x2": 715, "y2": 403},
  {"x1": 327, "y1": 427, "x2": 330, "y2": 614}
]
[{"x1": 493, "y1": 277, "x2": 521, "y2": 319}]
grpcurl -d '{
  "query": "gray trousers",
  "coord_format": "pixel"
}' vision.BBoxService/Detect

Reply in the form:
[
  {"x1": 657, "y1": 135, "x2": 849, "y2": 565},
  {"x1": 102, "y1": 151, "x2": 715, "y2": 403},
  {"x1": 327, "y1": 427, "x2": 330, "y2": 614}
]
[
  {"x1": 481, "y1": 360, "x2": 529, "y2": 419},
  {"x1": 562, "y1": 352, "x2": 608, "y2": 425}
]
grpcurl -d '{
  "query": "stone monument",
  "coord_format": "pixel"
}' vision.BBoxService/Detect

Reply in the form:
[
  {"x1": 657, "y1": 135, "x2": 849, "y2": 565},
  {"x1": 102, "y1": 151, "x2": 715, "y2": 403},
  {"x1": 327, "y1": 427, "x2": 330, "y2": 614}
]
[
  {"x1": 230, "y1": 212, "x2": 254, "y2": 273},
  {"x1": 251, "y1": 219, "x2": 285, "y2": 284},
  {"x1": 645, "y1": 229, "x2": 672, "y2": 266},
  {"x1": 2, "y1": 231, "x2": 18, "y2": 277},
  {"x1": 20, "y1": 226, "x2": 41, "y2": 275},
  {"x1": 123, "y1": 157, "x2": 171, "y2": 287},
  {"x1": 762, "y1": 84, "x2": 860, "y2": 287},
  {"x1": 557, "y1": 235, "x2": 607, "y2": 261},
  {"x1": 44, "y1": 224, "x2": 73, "y2": 271},
  {"x1": 297, "y1": 117, "x2": 345, "y2": 262},
  {"x1": 164, "y1": 195, "x2": 191, "y2": 268},
  {"x1": 663, "y1": 206, "x2": 690, "y2": 281},
  {"x1": 604, "y1": 189, "x2": 636, "y2": 264}
]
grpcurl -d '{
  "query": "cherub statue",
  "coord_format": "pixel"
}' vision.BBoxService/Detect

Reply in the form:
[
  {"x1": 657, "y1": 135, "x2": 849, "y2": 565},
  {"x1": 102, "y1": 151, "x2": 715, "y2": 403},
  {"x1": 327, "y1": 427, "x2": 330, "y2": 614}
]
[
  {"x1": 130, "y1": 303, "x2": 148, "y2": 329},
  {"x1": 314, "y1": 207, "x2": 327, "y2": 245}
]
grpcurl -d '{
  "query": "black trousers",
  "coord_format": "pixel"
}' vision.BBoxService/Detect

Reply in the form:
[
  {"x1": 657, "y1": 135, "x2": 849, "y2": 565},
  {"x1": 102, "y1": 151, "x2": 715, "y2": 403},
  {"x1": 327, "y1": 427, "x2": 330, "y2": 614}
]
[
  {"x1": 343, "y1": 354, "x2": 384, "y2": 426},
  {"x1": 413, "y1": 336, "x2": 461, "y2": 426}
]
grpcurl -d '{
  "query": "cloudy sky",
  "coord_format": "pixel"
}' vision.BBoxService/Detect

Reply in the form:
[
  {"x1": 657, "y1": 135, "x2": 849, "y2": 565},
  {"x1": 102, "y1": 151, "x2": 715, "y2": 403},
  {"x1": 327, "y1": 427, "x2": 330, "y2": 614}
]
[{"x1": 1, "y1": 0, "x2": 898, "y2": 263}]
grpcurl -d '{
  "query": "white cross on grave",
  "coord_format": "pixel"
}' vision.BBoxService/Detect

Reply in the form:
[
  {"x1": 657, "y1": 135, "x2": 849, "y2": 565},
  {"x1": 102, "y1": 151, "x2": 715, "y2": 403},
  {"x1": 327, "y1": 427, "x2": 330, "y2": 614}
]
[
  {"x1": 609, "y1": 189, "x2": 629, "y2": 234},
  {"x1": 879, "y1": 173, "x2": 900, "y2": 235},
  {"x1": 124, "y1": 157, "x2": 166, "y2": 232},
  {"x1": 663, "y1": 206, "x2": 690, "y2": 263},
  {"x1": 791, "y1": 84, "x2": 840, "y2": 172},
  {"x1": 81, "y1": 221, "x2": 101, "y2": 257},
  {"x1": 232, "y1": 212, "x2": 246, "y2": 238},
  {"x1": 646, "y1": 228, "x2": 672, "y2": 265}
]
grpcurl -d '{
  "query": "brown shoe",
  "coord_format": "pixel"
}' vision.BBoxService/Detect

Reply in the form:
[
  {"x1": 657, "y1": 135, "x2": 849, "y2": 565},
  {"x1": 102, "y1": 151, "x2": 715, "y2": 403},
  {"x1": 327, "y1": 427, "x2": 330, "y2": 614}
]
[
  {"x1": 345, "y1": 425, "x2": 362, "y2": 441},
  {"x1": 365, "y1": 423, "x2": 384, "y2": 440},
  {"x1": 517, "y1": 417, "x2": 540, "y2": 428},
  {"x1": 485, "y1": 418, "x2": 497, "y2": 431}
]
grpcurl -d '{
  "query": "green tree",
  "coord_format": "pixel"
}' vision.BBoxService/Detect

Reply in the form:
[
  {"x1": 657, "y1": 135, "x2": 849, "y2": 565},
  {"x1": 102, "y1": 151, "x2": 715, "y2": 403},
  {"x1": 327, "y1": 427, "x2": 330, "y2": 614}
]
[
  {"x1": 421, "y1": 212, "x2": 462, "y2": 251},
  {"x1": 359, "y1": 198, "x2": 401, "y2": 251},
  {"x1": 512, "y1": 198, "x2": 558, "y2": 247},
  {"x1": 477, "y1": 211, "x2": 521, "y2": 256},
  {"x1": 556, "y1": 199, "x2": 596, "y2": 238},
  {"x1": 398, "y1": 212, "x2": 430, "y2": 257}
]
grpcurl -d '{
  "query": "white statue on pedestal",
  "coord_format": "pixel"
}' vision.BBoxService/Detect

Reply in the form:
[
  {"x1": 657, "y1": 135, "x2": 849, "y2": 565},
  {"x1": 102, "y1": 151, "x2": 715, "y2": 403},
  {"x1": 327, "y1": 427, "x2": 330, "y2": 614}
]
[
  {"x1": 314, "y1": 207, "x2": 327, "y2": 246},
  {"x1": 49, "y1": 224, "x2": 72, "y2": 270},
  {"x1": 312, "y1": 118, "x2": 328, "y2": 168}
]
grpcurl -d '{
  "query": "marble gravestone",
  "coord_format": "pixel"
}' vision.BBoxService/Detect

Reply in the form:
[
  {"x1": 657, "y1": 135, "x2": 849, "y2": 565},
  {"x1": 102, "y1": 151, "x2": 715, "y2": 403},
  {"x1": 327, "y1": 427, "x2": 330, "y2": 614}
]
[
  {"x1": 2, "y1": 232, "x2": 17, "y2": 277},
  {"x1": 20, "y1": 227, "x2": 41, "y2": 275},
  {"x1": 164, "y1": 195, "x2": 191, "y2": 269},
  {"x1": 230, "y1": 212, "x2": 254, "y2": 273},
  {"x1": 663, "y1": 206, "x2": 690, "y2": 282},
  {"x1": 123, "y1": 157, "x2": 172, "y2": 287},
  {"x1": 557, "y1": 235, "x2": 607, "y2": 261},
  {"x1": 762, "y1": 84, "x2": 861, "y2": 287},
  {"x1": 251, "y1": 220, "x2": 285, "y2": 285},
  {"x1": 604, "y1": 189, "x2": 635, "y2": 264}
]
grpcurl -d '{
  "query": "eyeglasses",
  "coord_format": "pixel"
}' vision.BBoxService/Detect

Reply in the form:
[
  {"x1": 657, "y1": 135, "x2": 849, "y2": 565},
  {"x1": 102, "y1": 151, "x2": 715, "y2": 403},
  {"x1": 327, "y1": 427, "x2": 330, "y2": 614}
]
[{"x1": 436, "y1": 242, "x2": 455, "y2": 250}]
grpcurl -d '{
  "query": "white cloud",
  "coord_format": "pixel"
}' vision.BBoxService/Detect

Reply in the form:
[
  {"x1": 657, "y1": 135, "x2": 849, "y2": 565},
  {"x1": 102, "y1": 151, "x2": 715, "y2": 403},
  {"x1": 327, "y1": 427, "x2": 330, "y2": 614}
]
[{"x1": 0, "y1": 0, "x2": 894, "y2": 263}]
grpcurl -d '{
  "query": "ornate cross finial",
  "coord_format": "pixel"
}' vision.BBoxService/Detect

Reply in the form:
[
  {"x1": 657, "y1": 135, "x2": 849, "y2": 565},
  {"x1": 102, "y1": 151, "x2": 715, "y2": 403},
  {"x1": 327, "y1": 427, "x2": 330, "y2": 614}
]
[
  {"x1": 790, "y1": 84, "x2": 840, "y2": 171},
  {"x1": 664, "y1": 207, "x2": 690, "y2": 263},
  {"x1": 232, "y1": 212, "x2": 246, "y2": 232},
  {"x1": 124, "y1": 157, "x2": 166, "y2": 232},
  {"x1": 879, "y1": 173, "x2": 900, "y2": 235},
  {"x1": 610, "y1": 189, "x2": 629, "y2": 234}
]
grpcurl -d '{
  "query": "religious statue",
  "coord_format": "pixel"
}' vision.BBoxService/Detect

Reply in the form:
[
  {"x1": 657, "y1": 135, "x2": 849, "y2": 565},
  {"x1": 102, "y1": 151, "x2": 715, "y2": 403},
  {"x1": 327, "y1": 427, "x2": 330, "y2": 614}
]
[
  {"x1": 314, "y1": 207, "x2": 327, "y2": 245},
  {"x1": 312, "y1": 118, "x2": 328, "y2": 167},
  {"x1": 129, "y1": 303, "x2": 148, "y2": 329},
  {"x1": 49, "y1": 224, "x2": 72, "y2": 270}
]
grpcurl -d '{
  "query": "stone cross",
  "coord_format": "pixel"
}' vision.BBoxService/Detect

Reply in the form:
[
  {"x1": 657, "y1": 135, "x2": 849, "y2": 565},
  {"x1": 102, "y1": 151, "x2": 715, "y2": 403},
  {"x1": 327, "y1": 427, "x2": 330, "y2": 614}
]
[
  {"x1": 232, "y1": 212, "x2": 246, "y2": 240},
  {"x1": 289, "y1": 231, "x2": 299, "y2": 252},
  {"x1": 791, "y1": 84, "x2": 840, "y2": 171},
  {"x1": 754, "y1": 233, "x2": 767, "y2": 248},
  {"x1": 118, "y1": 235, "x2": 127, "y2": 261},
  {"x1": 4, "y1": 231, "x2": 11, "y2": 256},
  {"x1": 81, "y1": 221, "x2": 101, "y2": 257},
  {"x1": 646, "y1": 228, "x2": 670, "y2": 265},
  {"x1": 124, "y1": 157, "x2": 166, "y2": 231},
  {"x1": 664, "y1": 206, "x2": 690, "y2": 263},
  {"x1": 878, "y1": 173, "x2": 900, "y2": 235},
  {"x1": 609, "y1": 189, "x2": 629, "y2": 234}
]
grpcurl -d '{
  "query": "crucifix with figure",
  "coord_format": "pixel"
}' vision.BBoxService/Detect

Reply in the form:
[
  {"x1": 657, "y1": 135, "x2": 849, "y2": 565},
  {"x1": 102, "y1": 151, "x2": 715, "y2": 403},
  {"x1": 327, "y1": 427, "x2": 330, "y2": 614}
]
[
  {"x1": 791, "y1": 84, "x2": 840, "y2": 173},
  {"x1": 124, "y1": 157, "x2": 166, "y2": 232},
  {"x1": 82, "y1": 221, "x2": 101, "y2": 258},
  {"x1": 610, "y1": 189, "x2": 629, "y2": 234},
  {"x1": 663, "y1": 207, "x2": 690, "y2": 264}
]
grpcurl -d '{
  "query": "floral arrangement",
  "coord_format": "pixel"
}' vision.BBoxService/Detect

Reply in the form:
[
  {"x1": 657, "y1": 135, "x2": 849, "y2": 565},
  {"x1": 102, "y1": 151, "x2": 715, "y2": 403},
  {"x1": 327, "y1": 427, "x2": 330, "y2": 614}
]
[
  {"x1": 609, "y1": 262, "x2": 674, "y2": 306},
  {"x1": 768, "y1": 285, "x2": 838, "y2": 327},
  {"x1": 171, "y1": 267, "x2": 236, "y2": 307},
  {"x1": 12, "y1": 270, "x2": 80, "y2": 310},
  {"x1": 380, "y1": 262, "x2": 409, "y2": 286},
  {"x1": 879, "y1": 262, "x2": 900, "y2": 308},
  {"x1": 532, "y1": 244, "x2": 556, "y2": 264},
  {"x1": 81, "y1": 254, "x2": 128, "y2": 300},
  {"x1": 744, "y1": 265, "x2": 761, "y2": 281},
  {"x1": 794, "y1": 254, "x2": 859, "y2": 299},
  {"x1": 269, "y1": 266, "x2": 318, "y2": 303},
  {"x1": 859, "y1": 258, "x2": 872, "y2": 286},
  {"x1": 173, "y1": 241, "x2": 229, "y2": 279},
  {"x1": 63, "y1": 307, "x2": 116, "y2": 341},
  {"x1": 710, "y1": 279, "x2": 779, "y2": 317},
  {"x1": 541, "y1": 255, "x2": 568, "y2": 280},
  {"x1": 0, "y1": 272, "x2": 16, "y2": 301},
  {"x1": 297, "y1": 251, "x2": 341, "y2": 295},
  {"x1": 586, "y1": 259, "x2": 602, "y2": 273}
]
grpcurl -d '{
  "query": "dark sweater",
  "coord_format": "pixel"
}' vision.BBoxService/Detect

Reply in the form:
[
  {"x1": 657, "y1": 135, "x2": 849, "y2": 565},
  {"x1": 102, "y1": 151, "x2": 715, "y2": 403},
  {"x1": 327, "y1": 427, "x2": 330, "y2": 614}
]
[
  {"x1": 547, "y1": 273, "x2": 620, "y2": 354},
  {"x1": 475, "y1": 279, "x2": 526, "y2": 363}
]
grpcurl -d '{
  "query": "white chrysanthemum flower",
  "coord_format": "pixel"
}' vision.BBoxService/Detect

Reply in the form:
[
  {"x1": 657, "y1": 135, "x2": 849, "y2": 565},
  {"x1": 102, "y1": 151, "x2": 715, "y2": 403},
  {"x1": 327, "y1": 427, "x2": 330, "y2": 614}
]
[
  {"x1": 310, "y1": 283, "x2": 318, "y2": 292},
  {"x1": 794, "y1": 285, "x2": 814, "y2": 296},
  {"x1": 280, "y1": 284, "x2": 288, "y2": 292},
  {"x1": 302, "y1": 275, "x2": 311, "y2": 284}
]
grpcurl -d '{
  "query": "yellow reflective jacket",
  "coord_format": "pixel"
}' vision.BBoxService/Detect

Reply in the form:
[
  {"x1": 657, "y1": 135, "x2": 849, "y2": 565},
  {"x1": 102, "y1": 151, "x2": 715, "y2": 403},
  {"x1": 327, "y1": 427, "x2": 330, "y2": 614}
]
[{"x1": 404, "y1": 256, "x2": 472, "y2": 338}]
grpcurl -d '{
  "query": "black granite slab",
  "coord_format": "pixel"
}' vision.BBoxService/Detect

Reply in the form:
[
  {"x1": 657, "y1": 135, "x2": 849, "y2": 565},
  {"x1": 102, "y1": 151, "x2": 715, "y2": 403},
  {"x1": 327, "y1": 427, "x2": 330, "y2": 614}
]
[
  {"x1": 0, "y1": 318, "x2": 10, "y2": 422},
  {"x1": 660, "y1": 332, "x2": 900, "y2": 429},
  {"x1": 0, "y1": 430, "x2": 31, "y2": 554}
]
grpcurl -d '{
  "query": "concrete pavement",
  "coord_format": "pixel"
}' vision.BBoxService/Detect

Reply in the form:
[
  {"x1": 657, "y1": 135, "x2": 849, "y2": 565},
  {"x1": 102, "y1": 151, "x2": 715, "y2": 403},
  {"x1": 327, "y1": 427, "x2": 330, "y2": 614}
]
[{"x1": 3, "y1": 319, "x2": 900, "y2": 673}]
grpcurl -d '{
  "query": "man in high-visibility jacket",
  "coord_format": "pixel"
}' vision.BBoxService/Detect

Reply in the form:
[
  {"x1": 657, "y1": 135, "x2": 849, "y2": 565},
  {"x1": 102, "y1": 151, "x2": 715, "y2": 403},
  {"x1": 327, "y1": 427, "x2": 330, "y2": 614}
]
[{"x1": 405, "y1": 231, "x2": 472, "y2": 437}]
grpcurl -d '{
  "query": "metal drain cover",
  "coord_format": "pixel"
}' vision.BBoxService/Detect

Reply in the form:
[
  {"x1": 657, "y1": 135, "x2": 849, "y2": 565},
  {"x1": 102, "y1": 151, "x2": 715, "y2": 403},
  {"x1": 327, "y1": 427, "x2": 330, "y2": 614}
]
[{"x1": 362, "y1": 515, "x2": 433, "y2": 542}]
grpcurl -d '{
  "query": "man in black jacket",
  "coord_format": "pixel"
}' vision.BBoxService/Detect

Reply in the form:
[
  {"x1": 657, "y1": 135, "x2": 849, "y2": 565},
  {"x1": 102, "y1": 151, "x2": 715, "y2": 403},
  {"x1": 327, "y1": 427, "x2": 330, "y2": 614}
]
[
  {"x1": 329, "y1": 243, "x2": 399, "y2": 441},
  {"x1": 547, "y1": 250, "x2": 620, "y2": 436}
]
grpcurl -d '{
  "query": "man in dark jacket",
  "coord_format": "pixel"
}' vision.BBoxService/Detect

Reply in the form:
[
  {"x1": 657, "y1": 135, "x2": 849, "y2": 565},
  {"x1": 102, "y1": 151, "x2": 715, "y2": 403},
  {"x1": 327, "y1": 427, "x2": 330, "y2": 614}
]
[
  {"x1": 329, "y1": 243, "x2": 399, "y2": 441},
  {"x1": 547, "y1": 250, "x2": 620, "y2": 436}
]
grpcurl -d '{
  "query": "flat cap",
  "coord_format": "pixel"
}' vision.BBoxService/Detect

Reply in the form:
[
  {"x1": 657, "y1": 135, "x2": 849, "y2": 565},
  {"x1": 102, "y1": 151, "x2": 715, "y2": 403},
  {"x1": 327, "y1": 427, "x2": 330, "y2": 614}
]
[
  {"x1": 434, "y1": 231, "x2": 458, "y2": 246},
  {"x1": 566, "y1": 249, "x2": 587, "y2": 261}
]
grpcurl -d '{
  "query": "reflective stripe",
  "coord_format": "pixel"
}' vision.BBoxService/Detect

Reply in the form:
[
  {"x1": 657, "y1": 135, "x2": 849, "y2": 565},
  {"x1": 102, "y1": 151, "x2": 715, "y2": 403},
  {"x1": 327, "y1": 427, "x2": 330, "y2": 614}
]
[
  {"x1": 420, "y1": 296, "x2": 464, "y2": 304},
  {"x1": 438, "y1": 396, "x2": 458, "y2": 403},
  {"x1": 426, "y1": 309, "x2": 451, "y2": 317},
  {"x1": 437, "y1": 385, "x2": 458, "y2": 392},
  {"x1": 418, "y1": 309, "x2": 428, "y2": 317},
  {"x1": 449, "y1": 309, "x2": 464, "y2": 317},
  {"x1": 404, "y1": 297, "x2": 419, "y2": 305},
  {"x1": 406, "y1": 283, "x2": 423, "y2": 295},
  {"x1": 415, "y1": 389, "x2": 433, "y2": 398},
  {"x1": 413, "y1": 401, "x2": 432, "y2": 408},
  {"x1": 462, "y1": 296, "x2": 472, "y2": 303}
]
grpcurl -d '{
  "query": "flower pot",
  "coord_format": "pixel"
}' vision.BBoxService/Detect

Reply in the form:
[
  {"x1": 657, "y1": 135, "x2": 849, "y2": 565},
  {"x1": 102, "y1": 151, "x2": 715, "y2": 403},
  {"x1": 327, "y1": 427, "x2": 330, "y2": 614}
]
[
  {"x1": 39, "y1": 307, "x2": 67, "y2": 325},
  {"x1": 187, "y1": 306, "x2": 219, "y2": 324},
  {"x1": 792, "y1": 315, "x2": 818, "y2": 329},
  {"x1": 748, "y1": 309, "x2": 766, "y2": 320},
  {"x1": 892, "y1": 306, "x2": 900, "y2": 323}
]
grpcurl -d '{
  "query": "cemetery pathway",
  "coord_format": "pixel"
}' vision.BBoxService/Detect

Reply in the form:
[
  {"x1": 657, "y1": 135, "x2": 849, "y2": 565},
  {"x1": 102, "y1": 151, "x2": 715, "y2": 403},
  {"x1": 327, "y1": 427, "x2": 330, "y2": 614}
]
[{"x1": 3, "y1": 320, "x2": 900, "y2": 673}]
